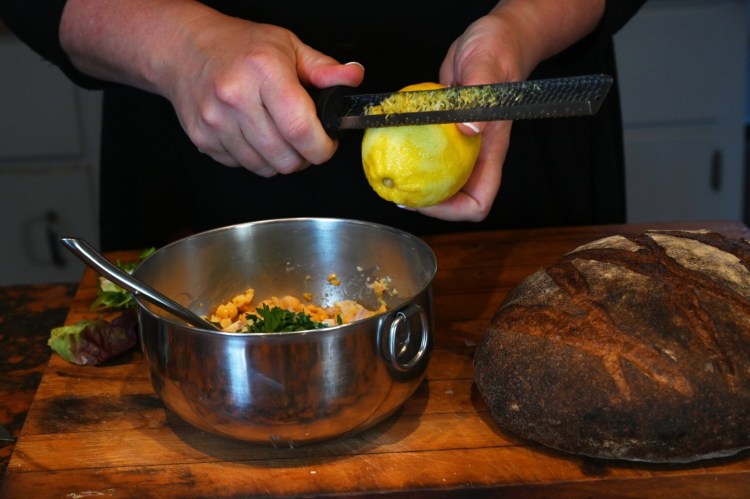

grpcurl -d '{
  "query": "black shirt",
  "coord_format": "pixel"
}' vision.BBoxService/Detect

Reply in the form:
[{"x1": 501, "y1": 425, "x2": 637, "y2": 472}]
[{"x1": 0, "y1": 0, "x2": 646, "y2": 250}]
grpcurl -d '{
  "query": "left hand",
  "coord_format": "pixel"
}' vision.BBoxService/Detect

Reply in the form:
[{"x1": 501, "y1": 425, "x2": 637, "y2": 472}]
[
  {"x1": 417, "y1": 12, "x2": 525, "y2": 221},
  {"x1": 417, "y1": 0, "x2": 605, "y2": 222}
]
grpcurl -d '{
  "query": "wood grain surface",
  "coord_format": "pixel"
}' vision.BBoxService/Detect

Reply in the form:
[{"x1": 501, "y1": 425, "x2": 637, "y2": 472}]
[
  {"x1": 4, "y1": 222, "x2": 750, "y2": 498},
  {"x1": 0, "y1": 284, "x2": 76, "y2": 479}
]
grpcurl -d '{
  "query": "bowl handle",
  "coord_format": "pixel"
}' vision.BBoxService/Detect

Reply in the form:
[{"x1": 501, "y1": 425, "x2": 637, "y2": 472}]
[{"x1": 385, "y1": 304, "x2": 430, "y2": 372}]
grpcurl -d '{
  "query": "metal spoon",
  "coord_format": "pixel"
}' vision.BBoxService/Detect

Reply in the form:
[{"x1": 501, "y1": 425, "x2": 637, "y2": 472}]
[{"x1": 60, "y1": 237, "x2": 220, "y2": 331}]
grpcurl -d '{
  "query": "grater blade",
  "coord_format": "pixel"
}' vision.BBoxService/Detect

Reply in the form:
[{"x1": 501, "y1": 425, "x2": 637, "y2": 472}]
[{"x1": 313, "y1": 74, "x2": 613, "y2": 134}]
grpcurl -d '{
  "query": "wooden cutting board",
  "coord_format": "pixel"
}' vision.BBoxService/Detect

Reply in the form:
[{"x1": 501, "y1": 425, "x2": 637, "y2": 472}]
[{"x1": 4, "y1": 222, "x2": 750, "y2": 497}]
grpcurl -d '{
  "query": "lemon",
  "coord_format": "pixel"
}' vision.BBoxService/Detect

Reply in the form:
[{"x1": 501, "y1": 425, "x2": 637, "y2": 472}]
[{"x1": 361, "y1": 82, "x2": 481, "y2": 208}]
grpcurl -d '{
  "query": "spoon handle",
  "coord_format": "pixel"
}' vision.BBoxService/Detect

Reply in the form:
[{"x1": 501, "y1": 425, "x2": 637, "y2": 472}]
[{"x1": 60, "y1": 237, "x2": 219, "y2": 331}]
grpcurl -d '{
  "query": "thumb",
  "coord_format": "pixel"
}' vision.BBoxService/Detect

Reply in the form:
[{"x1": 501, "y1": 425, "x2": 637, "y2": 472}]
[
  {"x1": 442, "y1": 63, "x2": 503, "y2": 138},
  {"x1": 296, "y1": 45, "x2": 365, "y2": 89},
  {"x1": 457, "y1": 120, "x2": 483, "y2": 136}
]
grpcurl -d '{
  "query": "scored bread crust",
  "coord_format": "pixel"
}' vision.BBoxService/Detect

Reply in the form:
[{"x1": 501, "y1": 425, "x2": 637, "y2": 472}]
[{"x1": 474, "y1": 230, "x2": 750, "y2": 462}]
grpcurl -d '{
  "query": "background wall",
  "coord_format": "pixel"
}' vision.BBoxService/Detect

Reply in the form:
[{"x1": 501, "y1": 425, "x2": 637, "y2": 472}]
[
  {"x1": 614, "y1": 0, "x2": 749, "y2": 224},
  {"x1": 1, "y1": 1, "x2": 749, "y2": 284},
  {"x1": 0, "y1": 31, "x2": 102, "y2": 285}
]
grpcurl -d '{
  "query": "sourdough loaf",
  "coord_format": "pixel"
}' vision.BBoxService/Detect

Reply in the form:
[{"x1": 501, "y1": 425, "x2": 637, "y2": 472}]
[{"x1": 474, "y1": 230, "x2": 750, "y2": 462}]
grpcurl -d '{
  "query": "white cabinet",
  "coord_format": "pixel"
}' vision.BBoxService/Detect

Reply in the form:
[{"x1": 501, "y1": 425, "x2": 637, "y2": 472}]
[
  {"x1": 0, "y1": 33, "x2": 102, "y2": 285},
  {"x1": 614, "y1": 0, "x2": 748, "y2": 223}
]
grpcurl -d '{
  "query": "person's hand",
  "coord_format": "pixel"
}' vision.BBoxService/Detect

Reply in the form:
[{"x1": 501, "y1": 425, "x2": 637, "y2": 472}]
[
  {"x1": 60, "y1": 0, "x2": 364, "y2": 177},
  {"x1": 162, "y1": 15, "x2": 364, "y2": 177},
  {"x1": 417, "y1": 0, "x2": 605, "y2": 222},
  {"x1": 417, "y1": 12, "x2": 526, "y2": 222}
]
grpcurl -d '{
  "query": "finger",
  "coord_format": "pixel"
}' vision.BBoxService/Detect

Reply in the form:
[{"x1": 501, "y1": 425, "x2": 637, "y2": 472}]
[
  {"x1": 418, "y1": 121, "x2": 510, "y2": 221},
  {"x1": 253, "y1": 165, "x2": 282, "y2": 178},
  {"x1": 304, "y1": 60, "x2": 365, "y2": 89},
  {"x1": 457, "y1": 121, "x2": 483, "y2": 136},
  {"x1": 438, "y1": 41, "x2": 458, "y2": 84},
  {"x1": 439, "y1": 40, "x2": 491, "y2": 137},
  {"x1": 232, "y1": 107, "x2": 311, "y2": 174},
  {"x1": 260, "y1": 79, "x2": 337, "y2": 167},
  {"x1": 199, "y1": 148, "x2": 240, "y2": 168},
  {"x1": 296, "y1": 43, "x2": 365, "y2": 89},
  {"x1": 198, "y1": 105, "x2": 308, "y2": 176},
  {"x1": 204, "y1": 73, "x2": 312, "y2": 174},
  {"x1": 198, "y1": 132, "x2": 287, "y2": 177},
  {"x1": 256, "y1": 44, "x2": 364, "y2": 167}
]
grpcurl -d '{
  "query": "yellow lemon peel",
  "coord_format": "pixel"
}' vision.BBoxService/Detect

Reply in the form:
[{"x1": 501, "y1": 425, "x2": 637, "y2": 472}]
[{"x1": 361, "y1": 82, "x2": 481, "y2": 208}]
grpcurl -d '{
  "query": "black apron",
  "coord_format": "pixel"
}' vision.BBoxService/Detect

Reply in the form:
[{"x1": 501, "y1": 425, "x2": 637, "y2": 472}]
[{"x1": 99, "y1": 1, "x2": 627, "y2": 250}]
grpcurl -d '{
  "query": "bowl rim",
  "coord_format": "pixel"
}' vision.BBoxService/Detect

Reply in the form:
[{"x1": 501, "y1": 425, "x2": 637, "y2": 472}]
[{"x1": 133, "y1": 217, "x2": 437, "y2": 337}]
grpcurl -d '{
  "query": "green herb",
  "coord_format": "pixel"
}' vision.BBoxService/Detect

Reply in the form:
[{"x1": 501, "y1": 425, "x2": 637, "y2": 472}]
[
  {"x1": 90, "y1": 247, "x2": 156, "y2": 311},
  {"x1": 245, "y1": 304, "x2": 329, "y2": 333}
]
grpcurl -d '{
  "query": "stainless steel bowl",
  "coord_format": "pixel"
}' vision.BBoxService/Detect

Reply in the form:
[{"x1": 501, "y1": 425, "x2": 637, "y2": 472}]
[{"x1": 132, "y1": 218, "x2": 436, "y2": 445}]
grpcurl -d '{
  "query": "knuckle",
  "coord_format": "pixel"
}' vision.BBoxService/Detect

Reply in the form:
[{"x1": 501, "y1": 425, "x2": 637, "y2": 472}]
[
  {"x1": 232, "y1": 139, "x2": 303, "y2": 176},
  {"x1": 281, "y1": 113, "x2": 314, "y2": 144},
  {"x1": 188, "y1": 128, "x2": 215, "y2": 156},
  {"x1": 211, "y1": 65, "x2": 248, "y2": 107},
  {"x1": 273, "y1": 152, "x2": 308, "y2": 175},
  {"x1": 211, "y1": 151, "x2": 239, "y2": 168},
  {"x1": 470, "y1": 205, "x2": 491, "y2": 222},
  {"x1": 253, "y1": 166, "x2": 279, "y2": 178},
  {"x1": 196, "y1": 99, "x2": 224, "y2": 130},
  {"x1": 281, "y1": 116, "x2": 335, "y2": 166}
]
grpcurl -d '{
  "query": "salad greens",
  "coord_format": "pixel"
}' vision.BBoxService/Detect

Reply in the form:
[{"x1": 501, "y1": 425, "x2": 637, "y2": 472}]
[
  {"x1": 49, "y1": 247, "x2": 154, "y2": 366},
  {"x1": 48, "y1": 309, "x2": 137, "y2": 366},
  {"x1": 90, "y1": 247, "x2": 155, "y2": 311}
]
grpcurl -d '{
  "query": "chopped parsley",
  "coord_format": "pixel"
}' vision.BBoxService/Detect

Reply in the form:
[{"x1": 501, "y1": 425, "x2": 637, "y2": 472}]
[{"x1": 244, "y1": 304, "x2": 333, "y2": 333}]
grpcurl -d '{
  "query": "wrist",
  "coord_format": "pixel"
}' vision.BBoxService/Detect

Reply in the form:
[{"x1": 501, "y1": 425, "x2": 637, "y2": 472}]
[
  {"x1": 59, "y1": 0, "x2": 221, "y2": 96},
  {"x1": 487, "y1": 0, "x2": 605, "y2": 76}
]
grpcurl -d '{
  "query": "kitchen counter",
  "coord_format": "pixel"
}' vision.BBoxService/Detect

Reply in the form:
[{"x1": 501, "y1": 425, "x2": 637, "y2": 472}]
[
  {"x1": 3, "y1": 221, "x2": 750, "y2": 497},
  {"x1": 0, "y1": 283, "x2": 75, "y2": 478}
]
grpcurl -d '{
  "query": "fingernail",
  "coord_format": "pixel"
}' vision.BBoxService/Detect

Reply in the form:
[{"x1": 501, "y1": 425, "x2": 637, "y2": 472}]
[
  {"x1": 345, "y1": 61, "x2": 365, "y2": 71},
  {"x1": 462, "y1": 122, "x2": 481, "y2": 134}
]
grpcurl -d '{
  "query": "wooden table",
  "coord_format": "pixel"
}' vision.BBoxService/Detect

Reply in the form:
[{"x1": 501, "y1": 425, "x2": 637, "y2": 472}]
[
  {"x1": 0, "y1": 283, "x2": 75, "y2": 479},
  {"x1": 4, "y1": 221, "x2": 750, "y2": 498}
]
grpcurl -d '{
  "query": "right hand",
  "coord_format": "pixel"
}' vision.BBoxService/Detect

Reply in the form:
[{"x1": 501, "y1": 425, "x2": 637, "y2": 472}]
[{"x1": 158, "y1": 14, "x2": 364, "y2": 176}]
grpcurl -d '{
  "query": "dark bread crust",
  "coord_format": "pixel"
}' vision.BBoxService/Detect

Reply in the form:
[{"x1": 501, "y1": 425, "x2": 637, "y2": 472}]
[{"x1": 474, "y1": 230, "x2": 750, "y2": 462}]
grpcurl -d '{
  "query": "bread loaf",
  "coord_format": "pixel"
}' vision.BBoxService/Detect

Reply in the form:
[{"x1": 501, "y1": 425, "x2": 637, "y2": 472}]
[{"x1": 474, "y1": 230, "x2": 750, "y2": 462}]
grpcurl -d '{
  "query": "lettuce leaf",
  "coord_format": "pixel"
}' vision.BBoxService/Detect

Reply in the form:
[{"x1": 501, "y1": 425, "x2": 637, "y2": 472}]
[
  {"x1": 48, "y1": 310, "x2": 138, "y2": 365},
  {"x1": 90, "y1": 247, "x2": 155, "y2": 311}
]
